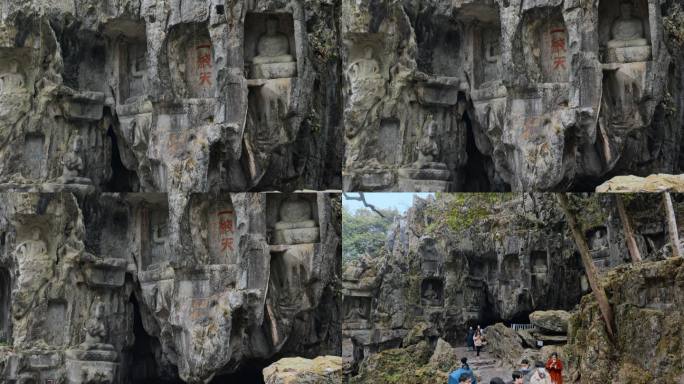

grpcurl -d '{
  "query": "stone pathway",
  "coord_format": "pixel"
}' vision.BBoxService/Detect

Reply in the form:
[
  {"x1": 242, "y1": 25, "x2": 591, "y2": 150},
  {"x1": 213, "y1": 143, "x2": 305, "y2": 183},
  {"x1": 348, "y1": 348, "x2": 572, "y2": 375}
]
[{"x1": 452, "y1": 347, "x2": 515, "y2": 383}]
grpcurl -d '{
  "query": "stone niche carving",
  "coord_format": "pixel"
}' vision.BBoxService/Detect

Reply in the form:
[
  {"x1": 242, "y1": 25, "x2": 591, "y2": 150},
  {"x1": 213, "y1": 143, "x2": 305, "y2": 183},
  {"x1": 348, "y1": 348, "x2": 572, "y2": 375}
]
[
  {"x1": 588, "y1": 226, "x2": 610, "y2": 259},
  {"x1": 0, "y1": 267, "x2": 10, "y2": 343},
  {"x1": 167, "y1": 24, "x2": 216, "y2": 99},
  {"x1": 469, "y1": 254, "x2": 498, "y2": 281},
  {"x1": 374, "y1": 119, "x2": 402, "y2": 167},
  {"x1": 344, "y1": 296, "x2": 371, "y2": 324},
  {"x1": 65, "y1": 300, "x2": 118, "y2": 384},
  {"x1": 141, "y1": 204, "x2": 170, "y2": 270},
  {"x1": 271, "y1": 250, "x2": 307, "y2": 308},
  {"x1": 45, "y1": 300, "x2": 67, "y2": 346},
  {"x1": 55, "y1": 135, "x2": 93, "y2": 186},
  {"x1": 272, "y1": 195, "x2": 319, "y2": 245},
  {"x1": 22, "y1": 133, "x2": 45, "y2": 180},
  {"x1": 245, "y1": 13, "x2": 297, "y2": 80},
  {"x1": 421, "y1": 278, "x2": 444, "y2": 306},
  {"x1": 464, "y1": 278, "x2": 485, "y2": 314},
  {"x1": 418, "y1": 24, "x2": 463, "y2": 77},
  {"x1": 78, "y1": 43, "x2": 107, "y2": 93},
  {"x1": 119, "y1": 39, "x2": 147, "y2": 103},
  {"x1": 474, "y1": 25, "x2": 502, "y2": 88},
  {"x1": 530, "y1": 251, "x2": 548, "y2": 276},
  {"x1": 0, "y1": 59, "x2": 26, "y2": 94},
  {"x1": 522, "y1": 14, "x2": 570, "y2": 84},
  {"x1": 419, "y1": 237, "x2": 441, "y2": 275},
  {"x1": 600, "y1": 0, "x2": 651, "y2": 63},
  {"x1": 207, "y1": 201, "x2": 238, "y2": 264},
  {"x1": 398, "y1": 116, "x2": 451, "y2": 192},
  {"x1": 344, "y1": 43, "x2": 386, "y2": 132},
  {"x1": 501, "y1": 254, "x2": 521, "y2": 281}
]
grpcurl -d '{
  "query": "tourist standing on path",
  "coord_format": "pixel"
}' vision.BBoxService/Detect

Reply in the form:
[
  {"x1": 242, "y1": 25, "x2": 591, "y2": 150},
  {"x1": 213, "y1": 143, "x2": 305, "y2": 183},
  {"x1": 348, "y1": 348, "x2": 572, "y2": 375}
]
[
  {"x1": 519, "y1": 359, "x2": 531, "y2": 376},
  {"x1": 473, "y1": 330, "x2": 483, "y2": 356},
  {"x1": 448, "y1": 357, "x2": 478, "y2": 384},
  {"x1": 528, "y1": 361, "x2": 552, "y2": 384},
  {"x1": 509, "y1": 371, "x2": 524, "y2": 384},
  {"x1": 466, "y1": 326, "x2": 475, "y2": 351},
  {"x1": 490, "y1": 378, "x2": 505, "y2": 384},
  {"x1": 545, "y1": 353, "x2": 563, "y2": 384}
]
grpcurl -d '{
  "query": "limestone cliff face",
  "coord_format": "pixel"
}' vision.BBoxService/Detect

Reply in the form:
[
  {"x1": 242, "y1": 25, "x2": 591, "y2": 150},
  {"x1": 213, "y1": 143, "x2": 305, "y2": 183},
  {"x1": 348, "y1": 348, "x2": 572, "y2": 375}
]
[
  {"x1": 0, "y1": 192, "x2": 342, "y2": 383},
  {"x1": 565, "y1": 257, "x2": 684, "y2": 383},
  {"x1": 342, "y1": 0, "x2": 684, "y2": 192},
  {"x1": 0, "y1": 0, "x2": 342, "y2": 193},
  {"x1": 342, "y1": 193, "x2": 683, "y2": 374}
]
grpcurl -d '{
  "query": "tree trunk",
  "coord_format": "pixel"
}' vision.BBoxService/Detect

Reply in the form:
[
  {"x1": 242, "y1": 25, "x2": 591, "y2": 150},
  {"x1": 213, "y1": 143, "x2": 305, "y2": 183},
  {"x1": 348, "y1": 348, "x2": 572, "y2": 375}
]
[
  {"x1": 557, "y1": 194, "x2": 615, "y2": 339},
  {"x1": 662, "y1": 193, "x2": 681, "y2": 258},
  {"x1": 615, "y1": 195, "x2": 642, "y2": 262}
]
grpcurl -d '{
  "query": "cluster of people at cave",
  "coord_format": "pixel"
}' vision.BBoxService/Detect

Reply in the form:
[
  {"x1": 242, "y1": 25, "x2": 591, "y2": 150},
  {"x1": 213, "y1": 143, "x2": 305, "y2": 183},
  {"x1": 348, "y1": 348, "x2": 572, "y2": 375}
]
[{"x1": 449, "y1": 353, "x2": 564, "y2": 384}]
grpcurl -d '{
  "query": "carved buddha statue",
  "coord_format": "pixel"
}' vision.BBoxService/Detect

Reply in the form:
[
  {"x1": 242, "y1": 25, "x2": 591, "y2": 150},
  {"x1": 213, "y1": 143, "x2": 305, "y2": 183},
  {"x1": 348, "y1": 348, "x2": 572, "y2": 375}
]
[
  {"x1": 57, "y1": 136, "x2": 92, "y2": 185},
  {"x1": 345, "y1": 299, "x2": 367, "y2": 321},
  {"x1": 273, "y1": 196, "x2": 319, "y2": 245},
  {"x1": 251, "y1": 16, "x2": 297, "y2": 79},
  {"x1": 605, "y1": 2, "x2": 651, "y2": 62},
  {"x1": 607, "y1": 2, "x2": 647, "y2": 48}
]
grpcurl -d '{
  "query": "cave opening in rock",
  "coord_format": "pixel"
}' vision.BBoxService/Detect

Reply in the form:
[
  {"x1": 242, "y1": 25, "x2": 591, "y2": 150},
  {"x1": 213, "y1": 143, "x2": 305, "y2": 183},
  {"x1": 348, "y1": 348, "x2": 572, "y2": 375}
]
[
  {"x1": 127, "y1": 294, "x2": 175, "y2": 384},
  {"x1": 209, "y1": 360, "x2": 270, "y2": 384},
  {"x1": 106, "y1": 126, "x2": 139, "y2": 192},
  {"x1": 0, "y1": 267, "x2": 10, "y2": 343},
  {"x1": 463, "y1": 110, "x2": 496, "y2": 192}
]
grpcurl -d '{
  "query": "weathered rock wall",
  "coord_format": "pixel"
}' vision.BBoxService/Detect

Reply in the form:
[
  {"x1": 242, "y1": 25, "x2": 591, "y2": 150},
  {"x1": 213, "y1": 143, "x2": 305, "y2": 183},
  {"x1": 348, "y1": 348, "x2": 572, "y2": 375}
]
[
  {"x1": 565, "y1": 257, "x2": 684, "y2": 383},
  {"x1": 0, "y1": 192, "x2": 342, "y2": 383},
  {"x1": 0, "y1": 0, "x2": 342, "y2": 193},
  {"x1": 342, "y1": 193, "x2": 684, "y2": 373},
  {"x1": 342, "y1": 0, "x2": 684, "y2": 192}
]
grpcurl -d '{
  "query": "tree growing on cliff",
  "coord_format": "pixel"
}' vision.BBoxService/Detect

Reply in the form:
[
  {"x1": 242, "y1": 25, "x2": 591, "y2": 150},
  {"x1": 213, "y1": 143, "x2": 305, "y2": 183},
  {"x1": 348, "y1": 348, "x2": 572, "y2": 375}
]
[
  {"x1": 662, "y1": 192, "x2": 682, "y2": 258},
  {"x1": 557, "y1": 194, "x2": 615, "y2": 339},
  {"x1": 342, "y1": 207, "x2": 397, "y2": 264},
  {"x1": 614, "y1": 195, "x2": 642, "y2": 262}
]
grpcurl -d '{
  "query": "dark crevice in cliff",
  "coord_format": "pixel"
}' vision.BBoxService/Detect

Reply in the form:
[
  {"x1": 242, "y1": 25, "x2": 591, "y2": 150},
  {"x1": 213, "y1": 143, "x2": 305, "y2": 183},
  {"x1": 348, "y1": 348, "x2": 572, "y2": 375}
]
[
  {"x1": 106, "y1": 126, "x2": 139, "y2": 192},
  {"x1": 209, "y1": 360, "x2": 268, "y2": 384},
  {"x1": 127, "y1": 294, "x2": 177, "y2": 384},
  {"x1": 463, "y1": 111, "x2": 495, "y2": 192}
]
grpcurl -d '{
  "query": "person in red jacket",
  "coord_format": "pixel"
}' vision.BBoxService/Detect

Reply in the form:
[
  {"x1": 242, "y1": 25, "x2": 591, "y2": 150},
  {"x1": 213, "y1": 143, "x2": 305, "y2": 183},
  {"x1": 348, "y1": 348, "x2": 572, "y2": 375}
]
[{"x1": 545, "y1": 352, "x2": 563, "y2": 384}]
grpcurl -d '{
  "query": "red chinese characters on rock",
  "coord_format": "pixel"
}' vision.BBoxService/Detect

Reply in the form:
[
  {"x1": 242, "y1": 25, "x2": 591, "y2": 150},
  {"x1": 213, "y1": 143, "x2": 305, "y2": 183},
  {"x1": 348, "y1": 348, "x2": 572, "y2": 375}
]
[
  {"x1": 550, "y1": 28, "x2": 567, "y2": 71},
  {"x1": 197, "y1": 44, "x2": 212, "y2": 87},
  {"x1": 217, "y1": 210, "x2": 235, "y2": 252}
]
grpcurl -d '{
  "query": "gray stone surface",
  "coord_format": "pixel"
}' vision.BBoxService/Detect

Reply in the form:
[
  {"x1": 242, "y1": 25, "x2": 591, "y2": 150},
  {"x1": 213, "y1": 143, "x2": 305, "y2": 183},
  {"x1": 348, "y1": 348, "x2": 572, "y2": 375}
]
[
  {"x1": 0, "y1": 0, "x2": 342, "y2": 193},
  {"x1": 342, "y1": 0, "x2": 683, "y2": 192},
  {"x1": 0, "y1": 192, "x2": 342, "y2": 383},
  {"x1": 343, "y1": 193, "x2": 682, "y2": 379}
]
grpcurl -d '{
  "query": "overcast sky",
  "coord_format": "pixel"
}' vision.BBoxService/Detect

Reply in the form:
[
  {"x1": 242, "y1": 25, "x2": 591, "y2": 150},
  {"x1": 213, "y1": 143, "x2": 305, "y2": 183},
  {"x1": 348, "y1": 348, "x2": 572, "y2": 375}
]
[{"x1": 343, "y1": 193, "x2": 433, "y2": 214}]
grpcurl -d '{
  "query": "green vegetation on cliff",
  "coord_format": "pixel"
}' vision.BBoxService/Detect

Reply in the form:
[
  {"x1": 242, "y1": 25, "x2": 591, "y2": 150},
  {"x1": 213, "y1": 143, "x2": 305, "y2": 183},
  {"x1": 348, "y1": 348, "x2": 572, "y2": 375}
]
[{"x1": 343, "y1": 207, "x2": 397, "y2": 263}]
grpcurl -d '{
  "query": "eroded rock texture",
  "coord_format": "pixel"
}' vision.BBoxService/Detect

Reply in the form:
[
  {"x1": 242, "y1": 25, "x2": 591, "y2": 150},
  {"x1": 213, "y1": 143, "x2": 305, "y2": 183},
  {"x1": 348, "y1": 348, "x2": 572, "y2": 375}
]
[
  {"x1": 342, "y1": 193, "x2": 684, "y2": 376},
  {"x1": 566, "y1": 257, "x2": 684, "y2": 383},
  {"x1": 0, "y1": 0, "x2": 342, "y2": 193},
  {"x1": 0, "y1": 192, "x2": 342, "y2": 383},
  {"x1": 342, "y1": 0, "x2": 684, "y2": 192}
]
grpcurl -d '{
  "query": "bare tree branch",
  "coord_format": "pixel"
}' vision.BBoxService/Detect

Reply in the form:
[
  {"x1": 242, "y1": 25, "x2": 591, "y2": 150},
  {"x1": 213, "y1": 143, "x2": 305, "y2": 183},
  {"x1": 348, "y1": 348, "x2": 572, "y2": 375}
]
[
  {"x1": 343, "y1": 193, "x2": 386, "y2": 218},
  {"x1": 615, "y1": 195, "x2": 642, "y2": 262},
  {"x1": 663, "y1": 192, "x2": 682, "y2": 258},
  {"x1": 557, "y1": 193, "x2": 615, "y2": 339}
]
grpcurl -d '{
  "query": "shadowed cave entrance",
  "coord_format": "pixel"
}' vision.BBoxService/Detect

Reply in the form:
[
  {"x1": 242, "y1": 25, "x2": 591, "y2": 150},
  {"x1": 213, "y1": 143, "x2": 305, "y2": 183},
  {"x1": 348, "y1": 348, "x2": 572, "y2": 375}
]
[
  {"x1": 106, "y1": 127, "x2": 139, "y2": 192},
  {"x1": 128, "y1": 294, "x2": 179, "y2": 384},
  {"x1": 209, "y1": 360, "x2": 271, "y2": 384}
]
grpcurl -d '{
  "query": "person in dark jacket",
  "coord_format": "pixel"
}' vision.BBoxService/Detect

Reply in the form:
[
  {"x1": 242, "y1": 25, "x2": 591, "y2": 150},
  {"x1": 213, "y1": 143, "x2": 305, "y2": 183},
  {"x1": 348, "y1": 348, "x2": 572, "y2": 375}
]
[
  {"x1": 466, "y1": 327, "x2": 475, "y2": 350},
  {"x1": 490, "y1": 378, "x2": 505, "y2": 384},
  {"x1": 448, "y1": 357, "x2": 478, "y2": 384}
]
